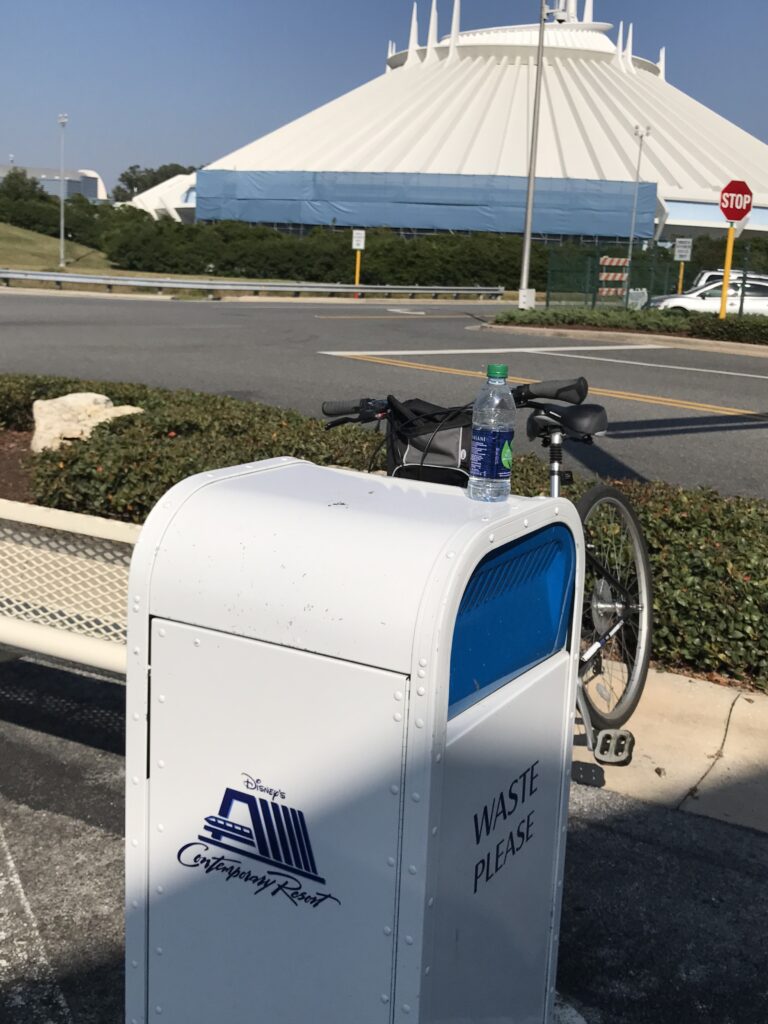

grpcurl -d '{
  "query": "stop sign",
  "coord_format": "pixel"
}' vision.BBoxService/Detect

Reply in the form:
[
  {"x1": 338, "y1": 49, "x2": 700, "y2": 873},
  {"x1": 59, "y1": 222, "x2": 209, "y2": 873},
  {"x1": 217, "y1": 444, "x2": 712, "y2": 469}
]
[{"x1": 720, "y1": 180, "x2": 753, "y2": 222}]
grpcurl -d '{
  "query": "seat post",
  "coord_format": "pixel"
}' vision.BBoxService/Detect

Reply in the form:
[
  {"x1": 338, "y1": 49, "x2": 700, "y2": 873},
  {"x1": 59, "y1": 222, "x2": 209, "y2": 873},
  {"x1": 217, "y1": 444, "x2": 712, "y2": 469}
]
[{"x1": 549, "y1": 430, "x2": 564, "y2": 498}]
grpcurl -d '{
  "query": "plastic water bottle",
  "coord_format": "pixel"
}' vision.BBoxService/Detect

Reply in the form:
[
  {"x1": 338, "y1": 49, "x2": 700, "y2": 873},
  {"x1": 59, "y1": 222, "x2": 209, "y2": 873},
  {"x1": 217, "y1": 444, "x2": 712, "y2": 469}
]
[{"x1": 467, "y1": 364, "x2": 516, "y2": 502}]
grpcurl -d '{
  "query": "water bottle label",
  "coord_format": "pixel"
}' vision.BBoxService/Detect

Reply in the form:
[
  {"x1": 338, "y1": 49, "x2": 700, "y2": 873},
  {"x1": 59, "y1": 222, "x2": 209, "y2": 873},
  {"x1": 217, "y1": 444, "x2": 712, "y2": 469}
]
[{"x1": 470, "y1": 429, "x2": 514, "y2": 479}]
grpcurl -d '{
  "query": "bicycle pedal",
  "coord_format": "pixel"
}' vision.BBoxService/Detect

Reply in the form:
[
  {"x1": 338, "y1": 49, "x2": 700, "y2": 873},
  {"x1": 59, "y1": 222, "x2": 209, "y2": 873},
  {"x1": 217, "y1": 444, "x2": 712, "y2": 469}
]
[{"x1": 594, "y1": 729, "x2": 635, "y2": 766}]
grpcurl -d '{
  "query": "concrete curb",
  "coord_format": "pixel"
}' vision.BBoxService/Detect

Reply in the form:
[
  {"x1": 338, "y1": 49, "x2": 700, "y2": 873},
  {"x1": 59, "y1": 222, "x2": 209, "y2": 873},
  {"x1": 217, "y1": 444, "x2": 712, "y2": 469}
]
[
  {"x1": 485, "y1": 322, "x2": 768, "y2": 358},
  {"x1": 572, "y1": 668, "x2": 768, "y2": 834}
]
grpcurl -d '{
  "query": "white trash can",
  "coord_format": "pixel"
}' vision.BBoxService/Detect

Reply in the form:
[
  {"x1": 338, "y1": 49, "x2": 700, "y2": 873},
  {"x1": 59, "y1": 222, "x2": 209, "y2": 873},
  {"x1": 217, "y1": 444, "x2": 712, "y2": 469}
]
[{"x1": 125, "y1": 458, "x2": 584, "y2": 1024}]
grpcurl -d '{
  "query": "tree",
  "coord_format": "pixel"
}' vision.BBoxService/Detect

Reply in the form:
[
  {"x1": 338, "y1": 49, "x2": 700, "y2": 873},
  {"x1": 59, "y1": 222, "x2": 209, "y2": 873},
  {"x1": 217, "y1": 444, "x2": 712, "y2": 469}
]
[
  {"x1": 112, "y1": 163, "x2": 197, "y2": 202},
  {"x1": 0, "y1": 167, "x2": 53, "y2": 205}
]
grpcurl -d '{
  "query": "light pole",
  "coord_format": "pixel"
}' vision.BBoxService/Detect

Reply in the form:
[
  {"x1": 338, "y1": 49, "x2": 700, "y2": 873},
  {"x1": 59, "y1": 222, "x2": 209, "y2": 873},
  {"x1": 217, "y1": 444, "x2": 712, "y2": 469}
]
[
  {"x1": 626, "y1": 124, "x2": 650, "y2": 305},
  {"x1": 58, "y1": 113, "x2": 69, "y2": 268},
  {"x1": 518, "y1": 0, "x2": 551, "y2": 310}
]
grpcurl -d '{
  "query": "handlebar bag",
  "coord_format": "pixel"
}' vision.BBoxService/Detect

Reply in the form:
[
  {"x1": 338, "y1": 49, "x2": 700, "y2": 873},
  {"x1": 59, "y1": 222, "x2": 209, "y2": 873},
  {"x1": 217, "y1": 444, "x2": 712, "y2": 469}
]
[{"x1": 386, "y1": 396, "x2": 471, "y2": 488}]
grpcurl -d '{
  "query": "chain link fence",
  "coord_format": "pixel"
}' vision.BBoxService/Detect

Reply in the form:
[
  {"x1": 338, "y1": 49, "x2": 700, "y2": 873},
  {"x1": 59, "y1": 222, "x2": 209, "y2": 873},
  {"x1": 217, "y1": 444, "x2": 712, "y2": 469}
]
[{"x1": 545, "y1": 246, "x2": 677, "y2": 308}]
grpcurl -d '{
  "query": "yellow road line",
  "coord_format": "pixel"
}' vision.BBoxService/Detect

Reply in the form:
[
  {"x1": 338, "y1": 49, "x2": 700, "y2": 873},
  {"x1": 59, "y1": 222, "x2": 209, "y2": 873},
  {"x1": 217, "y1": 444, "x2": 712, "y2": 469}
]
[
  {"x1": 315, "y1": 314, "x2": 468, "y2": 320},
  {"x1": 333, "y1": 353, "x2": 763, "y2": 419}
]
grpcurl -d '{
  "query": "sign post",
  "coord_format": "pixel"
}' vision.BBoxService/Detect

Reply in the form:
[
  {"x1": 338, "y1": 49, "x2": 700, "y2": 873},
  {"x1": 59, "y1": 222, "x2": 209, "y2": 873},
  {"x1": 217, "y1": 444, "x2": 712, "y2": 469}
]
[
  {"x1": 718, "y1": 181, "x2": 752, "y2": 320},
  {"x1": 351, "y1": 229, "x2": 366, "y2": 290},
  {"x1": 673, "y1": 237, "x2": 693, "y2": 294}
]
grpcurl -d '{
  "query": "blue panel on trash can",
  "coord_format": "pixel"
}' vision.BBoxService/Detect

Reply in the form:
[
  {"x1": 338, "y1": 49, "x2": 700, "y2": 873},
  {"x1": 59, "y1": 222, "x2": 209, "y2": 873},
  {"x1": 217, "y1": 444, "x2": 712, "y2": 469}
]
[{"x1": 449, "y1": 524, "x2": 576, "y2": 717}]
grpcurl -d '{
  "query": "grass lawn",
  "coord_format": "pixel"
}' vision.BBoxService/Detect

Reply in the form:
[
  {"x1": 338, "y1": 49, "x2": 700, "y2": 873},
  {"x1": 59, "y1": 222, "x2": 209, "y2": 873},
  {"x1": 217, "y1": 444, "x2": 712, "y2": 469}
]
[{"x1": 0, "y1": 222, "x2": 113, "y2": 273}]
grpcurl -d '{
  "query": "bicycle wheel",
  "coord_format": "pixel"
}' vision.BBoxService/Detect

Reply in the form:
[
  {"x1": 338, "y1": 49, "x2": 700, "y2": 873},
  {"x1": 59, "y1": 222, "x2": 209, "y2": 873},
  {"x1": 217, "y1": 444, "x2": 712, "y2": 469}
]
[{"x1": 575, "y1": 484, "x2": 653, "y2": 730}]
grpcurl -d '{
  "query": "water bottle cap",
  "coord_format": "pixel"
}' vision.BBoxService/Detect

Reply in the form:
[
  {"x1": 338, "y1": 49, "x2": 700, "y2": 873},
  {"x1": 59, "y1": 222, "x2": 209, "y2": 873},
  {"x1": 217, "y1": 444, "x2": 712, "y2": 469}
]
[{"x1": 487, "y1": 364, "x2": 508, "y2": 379}]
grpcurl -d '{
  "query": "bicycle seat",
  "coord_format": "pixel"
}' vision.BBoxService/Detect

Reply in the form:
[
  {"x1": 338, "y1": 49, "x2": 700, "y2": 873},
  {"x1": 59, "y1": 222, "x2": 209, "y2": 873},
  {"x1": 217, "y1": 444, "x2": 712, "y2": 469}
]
[{"x1": 526, "y1": 403, "x2": 608, "y2": 441}]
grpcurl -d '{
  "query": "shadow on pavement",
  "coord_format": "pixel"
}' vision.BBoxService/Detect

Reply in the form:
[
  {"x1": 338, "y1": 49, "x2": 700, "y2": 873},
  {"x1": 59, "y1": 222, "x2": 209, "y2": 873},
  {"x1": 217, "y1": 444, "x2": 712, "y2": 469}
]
[{"x1": 0, "y1": 664, "x2": 767, "y2": 1024}]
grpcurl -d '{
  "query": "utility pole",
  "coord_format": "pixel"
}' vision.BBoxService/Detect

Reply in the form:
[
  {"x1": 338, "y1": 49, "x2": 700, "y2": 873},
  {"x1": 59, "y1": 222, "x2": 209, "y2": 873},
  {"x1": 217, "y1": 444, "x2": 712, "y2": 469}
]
[
  {"x1": 58, "y1": 113, "x2": 69, "y2": 269},
  {"x1": 518, "y1": 0, "x2": 550, "y2": 310},
  {"x1": 626, "y1": 124, "x2": 650, "y2": 306}
]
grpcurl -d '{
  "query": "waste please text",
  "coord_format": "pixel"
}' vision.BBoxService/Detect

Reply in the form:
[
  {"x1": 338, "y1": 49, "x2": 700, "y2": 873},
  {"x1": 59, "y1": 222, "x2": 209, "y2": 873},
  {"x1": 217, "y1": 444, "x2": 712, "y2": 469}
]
[{"x1": 472, "y1": 760, "x2": 540, "y2": 894}]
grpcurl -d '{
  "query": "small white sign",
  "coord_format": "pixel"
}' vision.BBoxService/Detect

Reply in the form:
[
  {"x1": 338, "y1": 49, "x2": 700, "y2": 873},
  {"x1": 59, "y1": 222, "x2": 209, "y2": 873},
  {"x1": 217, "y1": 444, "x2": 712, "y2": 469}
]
[
  {"x1": 352, "y1": 230, "x2": 366, "y2": 251},
  {"x1": 674, "y1": 238, "x2": 693, "y2": 262}
]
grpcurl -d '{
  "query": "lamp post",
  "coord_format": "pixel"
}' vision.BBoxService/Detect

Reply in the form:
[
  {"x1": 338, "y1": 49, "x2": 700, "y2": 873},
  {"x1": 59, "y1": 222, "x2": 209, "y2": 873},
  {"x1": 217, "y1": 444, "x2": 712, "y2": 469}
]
[
  {"x1": 58, "y1": 113, "x2": 69, "y2": 269},
  {"x1": 518, "y1": 0, "x2": 551, "y2": 310},
  {"x1": 626, "y1": 124, "x2": 650, "y2": 306}
]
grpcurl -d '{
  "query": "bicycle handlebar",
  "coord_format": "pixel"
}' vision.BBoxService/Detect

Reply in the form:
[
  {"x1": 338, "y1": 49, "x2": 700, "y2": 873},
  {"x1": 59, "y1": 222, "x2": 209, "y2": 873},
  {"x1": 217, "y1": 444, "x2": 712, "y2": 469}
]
[
  {"x1": 321, "y1": 377, "x2": 589, "y2": 429},
  {"x1": 321, "y1": 400, "x2": 362, "y2": 417}
]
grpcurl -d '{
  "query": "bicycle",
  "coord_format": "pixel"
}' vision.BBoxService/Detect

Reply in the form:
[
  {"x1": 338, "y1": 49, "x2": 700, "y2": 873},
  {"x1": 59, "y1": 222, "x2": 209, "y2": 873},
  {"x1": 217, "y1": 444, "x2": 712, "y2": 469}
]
[{"x1": 322, "y1": 376, "x2": 653, "y2": 766}]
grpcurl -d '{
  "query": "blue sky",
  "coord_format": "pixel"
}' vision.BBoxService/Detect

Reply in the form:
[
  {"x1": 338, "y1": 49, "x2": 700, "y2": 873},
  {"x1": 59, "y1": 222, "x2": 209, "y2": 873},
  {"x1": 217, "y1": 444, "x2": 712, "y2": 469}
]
[{"x1": 1, "y1": 0, "x2": 765, "y2": 190}]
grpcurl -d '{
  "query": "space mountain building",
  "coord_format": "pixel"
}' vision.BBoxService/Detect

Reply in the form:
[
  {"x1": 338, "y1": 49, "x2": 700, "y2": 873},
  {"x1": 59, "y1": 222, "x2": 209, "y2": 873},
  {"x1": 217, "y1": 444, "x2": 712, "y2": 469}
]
[{"x1": 135, "y1": 0, "x2": 768, "y2": 240}]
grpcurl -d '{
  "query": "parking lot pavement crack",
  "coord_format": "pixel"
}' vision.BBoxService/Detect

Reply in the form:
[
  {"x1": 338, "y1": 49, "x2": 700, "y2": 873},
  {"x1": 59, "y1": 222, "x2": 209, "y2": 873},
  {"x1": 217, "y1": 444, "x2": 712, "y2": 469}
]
[
  {"x1": 0, "y1": 816, "x2": 75, "y2": 1023},
  {"x1": 677, "y1": 691, "x2": 743, "y2": 811}
]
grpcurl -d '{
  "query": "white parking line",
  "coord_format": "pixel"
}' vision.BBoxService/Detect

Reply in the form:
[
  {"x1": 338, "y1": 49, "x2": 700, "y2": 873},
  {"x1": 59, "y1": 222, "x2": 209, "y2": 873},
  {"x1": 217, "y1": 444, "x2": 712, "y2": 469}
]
[
  {"x1": 514, "y1": 350, "x2": 768, "y2": 381},
  {"x1": 321, "y1": 344, "x2": 667, "y2": 356},
  {"x1": 0, "y1": 819, "x2": 74, "y2": 1023},
  {"x1": 321, "y1": 344, "x2": 768, "y2": 382}
]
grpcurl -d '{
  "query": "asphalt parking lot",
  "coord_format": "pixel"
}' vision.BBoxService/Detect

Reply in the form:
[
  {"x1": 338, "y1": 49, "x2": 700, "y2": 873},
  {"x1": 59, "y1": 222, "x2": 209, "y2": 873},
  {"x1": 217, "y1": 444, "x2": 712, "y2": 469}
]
[{"x1": 1, "y1": 291, "x2": 767, "y2": 497}]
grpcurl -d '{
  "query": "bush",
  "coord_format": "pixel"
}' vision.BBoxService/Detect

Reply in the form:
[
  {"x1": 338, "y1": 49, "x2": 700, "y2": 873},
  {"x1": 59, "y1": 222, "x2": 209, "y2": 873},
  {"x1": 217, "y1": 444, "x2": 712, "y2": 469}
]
[
  {"x1": 2, "y1": 374, "x2": 765, "y2": 690},
  {"x1": 495, "y1": 308, "x2": 768, "y2": 344}
]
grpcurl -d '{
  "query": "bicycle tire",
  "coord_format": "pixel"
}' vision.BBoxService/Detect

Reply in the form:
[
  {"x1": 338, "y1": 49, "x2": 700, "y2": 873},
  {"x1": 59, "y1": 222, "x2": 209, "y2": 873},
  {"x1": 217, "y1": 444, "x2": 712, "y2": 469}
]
[{"x1": 575, "y1": 484, "x2": 653, "y2": 730}]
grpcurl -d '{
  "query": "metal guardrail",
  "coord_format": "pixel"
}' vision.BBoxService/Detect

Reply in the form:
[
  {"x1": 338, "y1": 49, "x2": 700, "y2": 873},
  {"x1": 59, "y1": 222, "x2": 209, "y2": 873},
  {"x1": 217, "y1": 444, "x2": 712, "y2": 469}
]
[
  {"x1": 0, "y1": 500, "x2": 139, "y2": 675},
  {"x1": 0, "y1": 268, "x2": 505, "y2": 299}
]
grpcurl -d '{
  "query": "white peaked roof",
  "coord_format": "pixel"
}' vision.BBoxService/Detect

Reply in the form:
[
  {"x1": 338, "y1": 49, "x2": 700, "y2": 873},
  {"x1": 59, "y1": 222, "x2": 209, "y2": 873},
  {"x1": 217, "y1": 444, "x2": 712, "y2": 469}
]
[
  {"x1": 204, "y1": 2, "x2": 768, "y2": 230},
  {"x1": 129, "y1": 173, "x2": 196, "y2": 221}
]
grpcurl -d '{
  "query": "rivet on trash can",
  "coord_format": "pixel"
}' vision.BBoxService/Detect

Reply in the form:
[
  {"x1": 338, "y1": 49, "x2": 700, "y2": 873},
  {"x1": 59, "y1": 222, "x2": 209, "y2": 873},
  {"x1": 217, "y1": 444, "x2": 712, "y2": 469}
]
[
  {"x1": 380, "y1": 995, "x2": 390, "y2": 1004},
  {"x1": 156, "y1": 886, "x2": 164, "y2": 894},
  {"x1": 417, "y1": 686, "x2": 426, "y2": 696},
  {"x1": 132, "y1": 777, "x2": 139, "y2": 785},
  {"x1": 427, "y1": 897, "x2": 435, "y2": 907},
  {"x1": 158, "y1": 695, "x2": 166, "y2": 703},
  {"x1": 416, "y1": 718, "x2": 424, "y2": 729},
  {"x1": 131, "y1": 838, "x2": 139, "y2": 847},
  {"x1": 394, "y1": 691, "x2": 403, "y2": 702},
  {"x1": 132, "y1": 712, "x2": 140, "y2": 721},
  {"x1": 488, "y1": 533, "x2": 495, "y2": 543},
  {"x1": 435, "y1": 753, "x2": 442, "y2": 763},
  {"x1": 394, "y1": 712, "x2": 403, "y2": 722},
  {"x1": 419, "y1": 658, "x2": 428, "y2": 667},
  {"x1": 524, "y1": 518, "x2": 529, "y2": 528},
  {"x1": 156, "y1": 947, "x2": 163, "y2": 955},
  {"x1": 133, "y1": 647, "x2": 140, "y2": 656},
  {"x1": 555, "y1": 507, "x2": 560, "y2": 516},
  {"x1": 155, "y1": 1007, "x2": 163, "y2": 1015},
  {"x1": 387, "y1": 857, "x2": 396, "y2": 867},
  {"x1": 131, "y1": 961, "x2": 138, "y2": 969},
  {"x1": 194, "y1": 638, "x2": 201, "y2": 647},
  {"x1": 157, "y1": 760, "x2": 165, "y2": 769},
  {"x1": 157, "y1": 824, "x2": 164, "y2": 832},
  {"x1": 446, "y1": 552, "x2": 455, "y2": 559},
  {"x1": 405, "y1": 936, "x2": 414, "y2": 945},
  {"x1": 383, "y1": 926, "x2": 393, "y2": 936},
  {"x1": 158, "y1": 628, "x2": 166, "y2": 638},
  {"x1": 402, "y1": 1004, "x2": 412, "y2": 1013},
  {"x1": 431, "y1": 827, "x2": 438, "y2": 836},
  {"x1": 425, "y1": 966, "x2": 431, "y2": 975},
  {"x1": 390, "y1": 785, "x2": 399, "y2": 795},
  {"x1": 411, "y1": 793, "x2": 421, "y2": 802},
  {"x1": 417, "y1": 669, "x2": 426, "y2": 679},
  {"x1": 131, "y1": 899, "x2": 139, "y2": 908},
  {"x1": 408, "y1": 865, "x2": 417, "y2": 875}
]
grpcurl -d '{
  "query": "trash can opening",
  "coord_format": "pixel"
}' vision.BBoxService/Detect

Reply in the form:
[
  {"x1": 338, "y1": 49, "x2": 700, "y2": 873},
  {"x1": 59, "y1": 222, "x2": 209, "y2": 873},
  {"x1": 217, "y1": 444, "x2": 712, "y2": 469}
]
[{"x1": 449, "y1": 524, "x2": 576, "y2": 717}]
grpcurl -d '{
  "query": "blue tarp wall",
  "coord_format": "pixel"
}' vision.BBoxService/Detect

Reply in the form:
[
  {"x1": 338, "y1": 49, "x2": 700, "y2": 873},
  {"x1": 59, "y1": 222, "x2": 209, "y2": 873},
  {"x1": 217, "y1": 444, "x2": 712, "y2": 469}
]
[{"x1": 196, "y1": 170, "x2": 656, "y2": 237}]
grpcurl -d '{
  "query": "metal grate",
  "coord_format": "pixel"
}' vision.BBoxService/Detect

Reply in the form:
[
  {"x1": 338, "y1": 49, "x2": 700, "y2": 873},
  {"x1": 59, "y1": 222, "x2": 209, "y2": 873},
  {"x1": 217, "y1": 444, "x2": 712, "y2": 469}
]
[{"x1": 0, "y1": 517, "x2": 132, "y2": 645}]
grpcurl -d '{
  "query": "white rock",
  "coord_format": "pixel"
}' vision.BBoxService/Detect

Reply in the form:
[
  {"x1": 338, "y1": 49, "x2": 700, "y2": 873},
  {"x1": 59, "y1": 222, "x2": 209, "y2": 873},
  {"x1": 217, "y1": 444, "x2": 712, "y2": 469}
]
[{"x1": 32, "y1": 392, "x2": 144, "y2": 453}]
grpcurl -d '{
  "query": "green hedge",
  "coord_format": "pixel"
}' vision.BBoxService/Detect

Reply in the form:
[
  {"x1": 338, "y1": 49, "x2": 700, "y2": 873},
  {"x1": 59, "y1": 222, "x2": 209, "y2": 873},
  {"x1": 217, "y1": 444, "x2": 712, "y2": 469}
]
[
  {"x1": 495, "y1": 308, "x2": 768, "y2": 344},
  {"x1": 3, "y1": 374, "x2": 766, "y2": 690}
]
